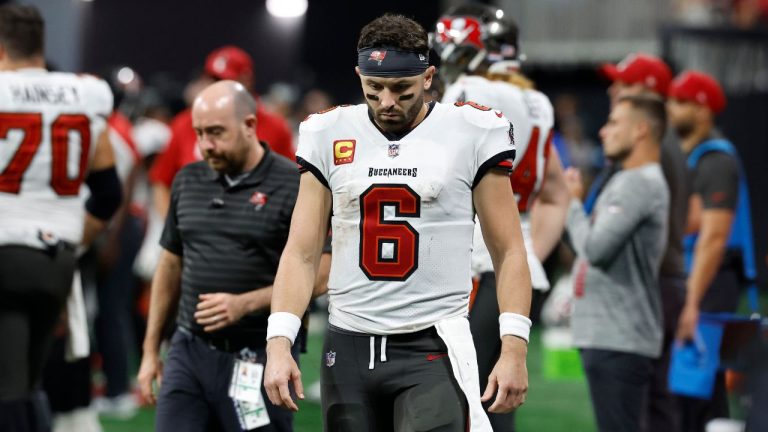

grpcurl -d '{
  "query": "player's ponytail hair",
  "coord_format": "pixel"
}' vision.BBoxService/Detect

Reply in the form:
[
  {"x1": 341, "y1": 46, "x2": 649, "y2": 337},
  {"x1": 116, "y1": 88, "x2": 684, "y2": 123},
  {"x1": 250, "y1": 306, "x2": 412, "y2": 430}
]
[
  {"x1": 485, "y1": 71, "x2": 535, "y2": 90},
  {"x1": 358, "y1": 14, "x2": 429, "y2": 55}
]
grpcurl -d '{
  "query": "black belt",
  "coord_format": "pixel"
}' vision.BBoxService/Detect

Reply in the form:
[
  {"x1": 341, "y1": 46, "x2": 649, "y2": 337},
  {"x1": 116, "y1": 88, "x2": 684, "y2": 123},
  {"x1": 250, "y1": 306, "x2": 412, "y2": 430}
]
[
  {"x1": 37, "y1": 230, "x2": 77, "y2": 256},
  {"x1": 178, "y1": 326, "x2": 264, "y2": 353}
]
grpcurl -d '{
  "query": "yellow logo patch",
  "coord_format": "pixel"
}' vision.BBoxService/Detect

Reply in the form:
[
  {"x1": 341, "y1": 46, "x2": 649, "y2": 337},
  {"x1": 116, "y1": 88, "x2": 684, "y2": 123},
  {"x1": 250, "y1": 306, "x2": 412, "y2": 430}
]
[{"x1": 333, "y1": 140, "x2": 356, "y2": 165}]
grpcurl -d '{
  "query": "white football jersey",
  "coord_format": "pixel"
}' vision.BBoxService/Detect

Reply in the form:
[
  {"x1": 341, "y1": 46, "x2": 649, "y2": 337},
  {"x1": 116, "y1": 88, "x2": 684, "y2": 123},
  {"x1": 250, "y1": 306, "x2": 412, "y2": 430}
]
[
  {"x1": 443, "y1": 75, "x2": 555, "y2": 288},
  {"x1": 297, "y1": 102, "x2": 515, "y2": 334},
  {"x1": 0, "y1": 68, "x2": 113, "y2": 249}
]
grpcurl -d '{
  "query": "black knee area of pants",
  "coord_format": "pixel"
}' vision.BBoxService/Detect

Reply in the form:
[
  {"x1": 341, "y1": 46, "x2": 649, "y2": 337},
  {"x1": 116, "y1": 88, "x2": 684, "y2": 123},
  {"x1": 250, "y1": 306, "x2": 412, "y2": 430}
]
[
  {"x1": 395, "y1": 379, "x2": 468, "y2": 432},
  {"x1": 43, "y1": 337, "x2": 92, "y2": 413},
  {"x1": 326, "y1": 404, "x2": 367, "y2": 432}
]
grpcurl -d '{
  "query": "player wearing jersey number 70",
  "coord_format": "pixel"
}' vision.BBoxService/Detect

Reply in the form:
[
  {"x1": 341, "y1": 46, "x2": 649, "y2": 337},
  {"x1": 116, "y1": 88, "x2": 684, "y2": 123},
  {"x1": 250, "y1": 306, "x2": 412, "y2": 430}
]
[
  {"x1": 0, "y1": 5, "x2": 121, "y2": 431},
  {"x1": 265, "y1": 14, "x2": 531, "y2": 432}
]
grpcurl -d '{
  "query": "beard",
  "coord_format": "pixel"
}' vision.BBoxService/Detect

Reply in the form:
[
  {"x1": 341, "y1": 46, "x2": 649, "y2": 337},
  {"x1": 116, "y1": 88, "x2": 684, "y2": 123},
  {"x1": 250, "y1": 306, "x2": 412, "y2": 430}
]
[
  {"x1": 604, "y1": 140, "x2": 633, "y2": 163},
  {"x1": 673, "y1": 119, "x2": 696, "y2": 139},
  {"x1": 203, "y1": 137, "x2": 249, "y2": 175},
  {"x1": 606, "y1": 146, "x2": 632, "y2": 163},
  {"x1": 204, "y1": 151, "x2": 239, "y2": 174},
  {"x1": 369, "y1": 93, "x2": 425, "y2": 134}
]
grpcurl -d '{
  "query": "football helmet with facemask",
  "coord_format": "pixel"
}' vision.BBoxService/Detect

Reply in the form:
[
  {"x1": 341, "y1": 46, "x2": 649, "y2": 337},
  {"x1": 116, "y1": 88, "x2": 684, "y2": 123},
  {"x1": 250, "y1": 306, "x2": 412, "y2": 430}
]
[{"x1": 431, "y1": 4, "x2": 521, "y2": 85}]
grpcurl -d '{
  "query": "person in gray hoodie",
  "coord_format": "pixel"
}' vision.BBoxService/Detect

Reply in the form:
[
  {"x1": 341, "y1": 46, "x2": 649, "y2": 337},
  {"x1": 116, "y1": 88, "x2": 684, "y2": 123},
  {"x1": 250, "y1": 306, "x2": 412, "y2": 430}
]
[{"x1": 564, "y1": 94, "x2": 669, "y2": 432}]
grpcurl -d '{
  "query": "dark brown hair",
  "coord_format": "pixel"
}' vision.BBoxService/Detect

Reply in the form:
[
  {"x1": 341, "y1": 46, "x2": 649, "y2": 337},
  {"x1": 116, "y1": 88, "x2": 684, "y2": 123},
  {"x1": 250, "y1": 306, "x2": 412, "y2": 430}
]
[
  {"x1": 0, "y1": 5, "x2": 44, "y2": 60},
  {"x1": 357, "y1": 14, "x2": 428, "y2": 55},
  {"x1": 618, "y1": 94, "x2": 667, "y2": 143}
]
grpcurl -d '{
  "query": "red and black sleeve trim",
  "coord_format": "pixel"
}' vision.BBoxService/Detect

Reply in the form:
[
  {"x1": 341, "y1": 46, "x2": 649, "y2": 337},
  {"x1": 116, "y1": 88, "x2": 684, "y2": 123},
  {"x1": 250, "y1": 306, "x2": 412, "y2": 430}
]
[
  {"x1": 296, "y1": 156, "x2": 330, "y2": 190},
  {"x1": 472, "y1": 149, "x2": 516, "y2": 189}
]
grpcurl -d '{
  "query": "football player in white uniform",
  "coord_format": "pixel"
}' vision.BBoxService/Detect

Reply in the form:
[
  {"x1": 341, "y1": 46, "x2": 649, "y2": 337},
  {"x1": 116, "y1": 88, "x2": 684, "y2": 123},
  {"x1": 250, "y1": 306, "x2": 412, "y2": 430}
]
[
  {"x1": 0, "y1": 5, "x2": 121, "y2": 431},
  {"x1": 265, "y1": 14, "x2": 532, "y2": 431},
  {"x1": 434, "y1": 5, "x2": 570, "y2": 430}
]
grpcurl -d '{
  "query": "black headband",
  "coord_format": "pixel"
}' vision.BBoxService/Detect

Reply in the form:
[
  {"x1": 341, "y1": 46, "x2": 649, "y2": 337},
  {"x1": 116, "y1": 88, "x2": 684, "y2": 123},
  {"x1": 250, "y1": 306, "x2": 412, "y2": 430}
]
[{"x1": 357, "y1": 47, "x2": 429, "y2": 77}]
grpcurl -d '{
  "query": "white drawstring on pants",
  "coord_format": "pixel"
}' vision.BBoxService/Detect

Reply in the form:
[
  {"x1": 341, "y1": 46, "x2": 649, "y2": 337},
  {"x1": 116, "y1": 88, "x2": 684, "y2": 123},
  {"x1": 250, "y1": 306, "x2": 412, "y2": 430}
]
[
  {"x1": 380, "y1": 336, "x2": 388, "y2": 363},
  {"x1": 368, "y1": 335, "x2": 389, "y2": 370},
  {"x1": 368, "y1": 336, "x2": 374, "y2": 370}
]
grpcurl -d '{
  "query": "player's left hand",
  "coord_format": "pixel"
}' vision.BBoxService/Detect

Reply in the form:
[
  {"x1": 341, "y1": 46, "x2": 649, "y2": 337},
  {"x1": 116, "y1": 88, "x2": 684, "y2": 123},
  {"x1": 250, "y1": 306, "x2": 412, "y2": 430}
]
[
  {"x1": 194, "y1": 293, "x2": 247, "y2": 332},
  {"x1": 264, "y1": 337, "x2": 304, "y2": 412},
  {"x1": 482, "y1": 335, "x2": 528, "y2": 413}
]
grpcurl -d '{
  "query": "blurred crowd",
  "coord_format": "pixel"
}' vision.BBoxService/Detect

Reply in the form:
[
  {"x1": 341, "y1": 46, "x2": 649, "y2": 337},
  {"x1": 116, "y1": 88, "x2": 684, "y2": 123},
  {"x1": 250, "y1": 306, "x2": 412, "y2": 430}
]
[{"x1": 675, "y1": 0, "x2": 768, "y2": 28}]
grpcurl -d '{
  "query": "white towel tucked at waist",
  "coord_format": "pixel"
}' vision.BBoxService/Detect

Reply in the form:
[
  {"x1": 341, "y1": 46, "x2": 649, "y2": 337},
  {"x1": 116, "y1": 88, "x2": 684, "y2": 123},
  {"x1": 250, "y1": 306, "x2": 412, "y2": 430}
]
[
  {"x1": 65, "y1": 270, "x2": 90, "y2": 362},
  {"x1": 435, "y1": 316, "x2": 492, "y2": 431}
]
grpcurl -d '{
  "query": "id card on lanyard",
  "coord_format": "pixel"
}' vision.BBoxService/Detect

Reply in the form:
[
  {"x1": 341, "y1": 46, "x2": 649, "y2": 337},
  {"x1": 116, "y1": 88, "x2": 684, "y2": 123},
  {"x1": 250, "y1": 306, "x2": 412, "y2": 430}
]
[{"x1": 229, "y1": 348, "x2": 270, "y2": 429}]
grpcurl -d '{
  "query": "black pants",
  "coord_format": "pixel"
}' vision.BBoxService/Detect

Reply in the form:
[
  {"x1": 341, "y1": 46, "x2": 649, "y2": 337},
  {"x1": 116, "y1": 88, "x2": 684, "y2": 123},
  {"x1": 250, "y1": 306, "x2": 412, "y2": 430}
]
[
  {"x1": 746, "y1": 337, "x2": 768, "y2": 432},
  {"x1": 321, "y1": 325, "x2": 468, "y2": 432},
  {"x1": 0, "y1": 245, "x2": 75, "y2": 432},
  {"x1": 156, "y1": 329, "x2": 296, "y2": 432},
  {"x1": 95, "y1": 214, "x2": 142, "y2": 397},
  {"x1": 581, "y1": 349, "x2": 654, "y2": 432},
  {"x1": 42, "y1": 336, "x2": 91, "y2": 413},
  {"x1": 645, "y1": 274, "x2": 686, "y2": 432},
  {"x1": 677, "y1": 264, "x2": 742, "y2": 432},
  {"x1": 469, "y1": 272, "x2": 515, "y2": 431}
]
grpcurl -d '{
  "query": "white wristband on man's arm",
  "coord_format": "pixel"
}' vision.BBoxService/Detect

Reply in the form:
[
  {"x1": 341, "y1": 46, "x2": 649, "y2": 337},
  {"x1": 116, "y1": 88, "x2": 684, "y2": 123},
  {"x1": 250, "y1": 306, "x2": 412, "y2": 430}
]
[
  {"x1": 266, "y1": 312, "x2": 302, "y2": 345},
  {"x1": 499, "y1": 312, "x2": 532, "y2": 343}
]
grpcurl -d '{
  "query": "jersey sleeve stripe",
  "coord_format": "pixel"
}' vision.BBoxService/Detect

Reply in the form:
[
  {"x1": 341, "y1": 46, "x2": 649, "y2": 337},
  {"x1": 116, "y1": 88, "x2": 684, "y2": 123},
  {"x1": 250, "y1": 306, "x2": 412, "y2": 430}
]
[
  {"x1": 472, "y1": 150, "x2": 516, "y2": 189},
  {"x1": 296, "y1": 156, "x2": 330, "y2": 190},
  {"x1": 496, "y1": 159, "x2": 513, "y2": 169}
]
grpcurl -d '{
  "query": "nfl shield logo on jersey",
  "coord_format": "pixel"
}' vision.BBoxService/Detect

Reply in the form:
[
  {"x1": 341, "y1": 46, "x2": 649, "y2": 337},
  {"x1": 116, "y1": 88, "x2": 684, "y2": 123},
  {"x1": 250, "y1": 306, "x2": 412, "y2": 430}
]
[
  {"x1": 325, "y1": 351, "x2": 336, "y2": 367},
  {"x1": 388, "y1": 143, "x2": 400, "y2": 158}
]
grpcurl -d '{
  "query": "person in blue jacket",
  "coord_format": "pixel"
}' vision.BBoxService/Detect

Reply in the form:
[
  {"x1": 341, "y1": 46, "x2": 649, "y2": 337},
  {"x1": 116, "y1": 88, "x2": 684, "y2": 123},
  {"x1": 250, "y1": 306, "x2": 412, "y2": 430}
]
[{"x1": 667, "y1": 70, "x2": 758, "y2": 431}]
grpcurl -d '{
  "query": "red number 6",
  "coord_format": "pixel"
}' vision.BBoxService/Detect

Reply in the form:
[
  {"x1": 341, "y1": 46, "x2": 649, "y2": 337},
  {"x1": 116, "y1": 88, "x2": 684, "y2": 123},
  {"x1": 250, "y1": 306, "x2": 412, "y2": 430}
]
[{"x1": 359, "y1": 184, "x2": 421, "y2": 281}]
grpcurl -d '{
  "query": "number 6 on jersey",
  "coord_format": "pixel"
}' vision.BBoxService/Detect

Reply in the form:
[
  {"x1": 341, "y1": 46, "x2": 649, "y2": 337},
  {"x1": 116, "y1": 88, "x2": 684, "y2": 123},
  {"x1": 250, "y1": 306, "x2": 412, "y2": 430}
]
[{"x1": 359, "y1": 184, "x2": 421, "y2": 281}]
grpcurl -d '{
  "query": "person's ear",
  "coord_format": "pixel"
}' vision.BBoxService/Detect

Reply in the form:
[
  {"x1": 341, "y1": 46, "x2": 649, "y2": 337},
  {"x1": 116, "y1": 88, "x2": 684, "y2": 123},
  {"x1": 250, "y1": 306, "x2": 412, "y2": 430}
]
[
  {"x1": 423, "y1": 66, "x2": 436, "y2": 90},
  {"x1": 244, "y1": 115, "x2": 257, "y2": 135}
]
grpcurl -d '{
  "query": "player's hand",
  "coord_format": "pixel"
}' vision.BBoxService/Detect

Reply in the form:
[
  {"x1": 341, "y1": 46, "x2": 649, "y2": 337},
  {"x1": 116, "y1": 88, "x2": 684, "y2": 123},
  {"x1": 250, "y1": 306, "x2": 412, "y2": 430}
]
[
  {"x1": 137, "y1": 351, "x2": 163, "y2": 405},
  {"x1": 264, "y1": 337, "x2": 304, "y2": 412},
  {"x1": 676, "y1": 303, "x2": 699, "y2": 343},
  {"x1": 563, "y1": 167, "x2": 583, "y2": 200},
  {"x1": 194, "y1": 293, "x2": 247, "y2": 332},
  {"x1": 481, "y1": 335, "x2": 528, "y2": 413}
]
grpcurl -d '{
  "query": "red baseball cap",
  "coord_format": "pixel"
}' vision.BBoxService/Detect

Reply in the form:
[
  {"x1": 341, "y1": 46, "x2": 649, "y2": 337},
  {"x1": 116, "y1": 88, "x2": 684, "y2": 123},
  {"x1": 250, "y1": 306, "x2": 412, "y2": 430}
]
[
  {"x1": 600, "y1": 53, "x2": 672, "y2": 96},
  {"x1": 668, "y1": 70, "x2": 726, "y2": 114},
  {"x1": 205, "y1": 46, "x2": 253, "y2": 81}
]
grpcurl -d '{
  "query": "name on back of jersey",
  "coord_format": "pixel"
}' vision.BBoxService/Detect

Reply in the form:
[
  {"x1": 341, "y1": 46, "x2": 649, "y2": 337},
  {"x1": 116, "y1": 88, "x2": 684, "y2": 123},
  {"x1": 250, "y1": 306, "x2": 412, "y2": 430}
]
[{"x1": 9, "y1": 83, "x2": 81, "y2": 106}]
